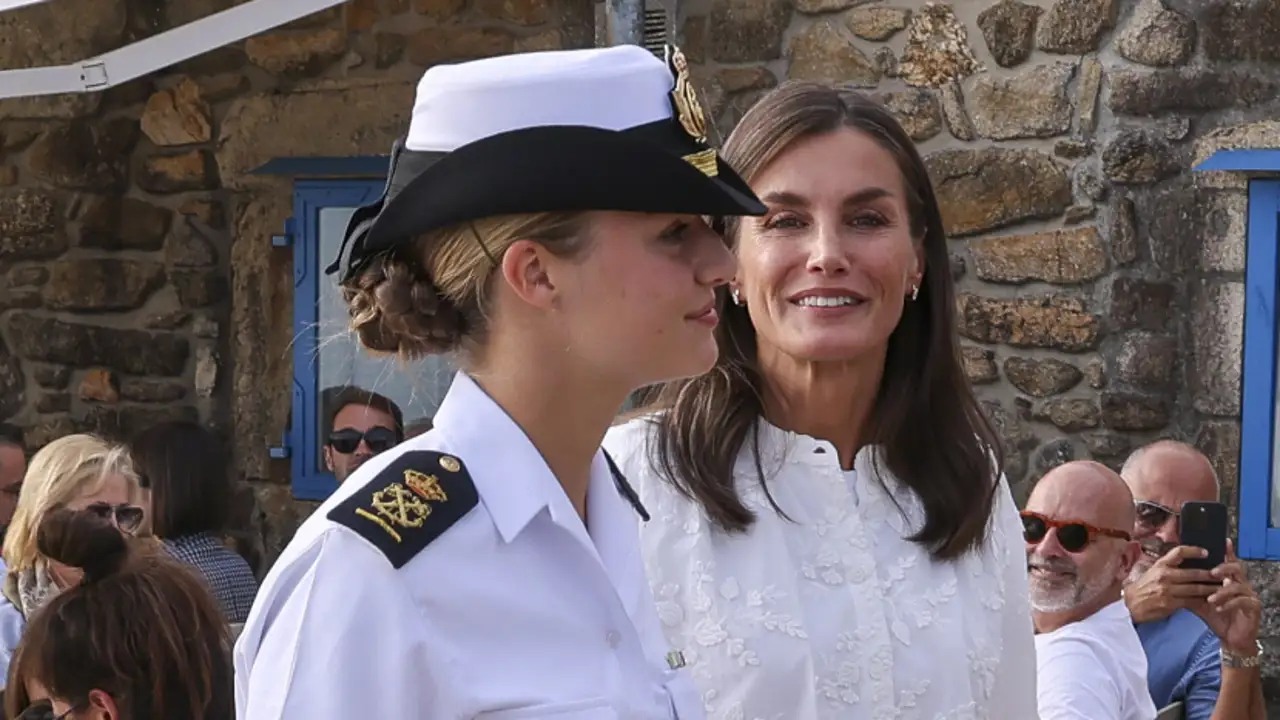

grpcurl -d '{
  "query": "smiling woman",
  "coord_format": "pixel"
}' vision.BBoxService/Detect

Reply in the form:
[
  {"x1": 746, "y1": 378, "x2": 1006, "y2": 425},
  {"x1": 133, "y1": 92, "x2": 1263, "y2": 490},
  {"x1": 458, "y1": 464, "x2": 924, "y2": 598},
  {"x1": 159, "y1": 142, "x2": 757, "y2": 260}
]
[{"x1": 606, "y1": 83, "x2": 1037, "y2": 719}]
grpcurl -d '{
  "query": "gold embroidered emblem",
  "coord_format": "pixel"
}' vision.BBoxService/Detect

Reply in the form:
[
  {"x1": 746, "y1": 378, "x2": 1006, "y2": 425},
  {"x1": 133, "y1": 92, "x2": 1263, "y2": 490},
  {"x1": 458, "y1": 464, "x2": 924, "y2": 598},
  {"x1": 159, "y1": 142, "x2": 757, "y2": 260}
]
[
  {"x1": 439, "y1": 455, "x2": 461, "y2": 473},
  {"x1": 668, "y1": 46, "x2": 707, "y2": 144},
  {"x1": 404, "y1": 469, "x2": 447, "y2": 503},
  {"x1": 371, "y1": 483, "x2": 430, "y2": 528}
]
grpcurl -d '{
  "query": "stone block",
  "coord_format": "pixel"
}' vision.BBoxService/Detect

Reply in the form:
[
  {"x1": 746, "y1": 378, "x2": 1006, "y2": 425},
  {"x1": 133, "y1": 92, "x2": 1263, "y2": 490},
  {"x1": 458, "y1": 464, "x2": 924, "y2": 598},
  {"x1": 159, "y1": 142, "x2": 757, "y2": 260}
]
[
  {"x1": 78, "y1": 196, "x2": 172, "y2": 252},
  {"x1": 788, "y1": 19, "x2": 880, "y2": 87},
  {"x1": 967, "y1": 62, "x2": 1074, "y2": 140},
  {"x1": 1116, "y1": 0, "x2": 1195, "y2": 67},
  {"x1": 26, "y1": 119, "x2": 137, "y2": 191},
  {"x1": 1032, "y1": 398, "x2": 1100, "y2": 432},
  {"x1": 1109, "y1": 332, "x2": 1178, "y2": 391},
  {"x1": 0, "y1": 189, "x2": 61, "y2": 248},
  {"x1": 173, "y1": 269, "x2": 229, "y2": 309},
  {"x1": 138, "y1": 150, "x2": 220, "y2": 194},
  {"x1": 1191, "y1": 280, "x2": 1243, "y2": 417},
  {"x1": 1109, "y1": 196, "x2": 1138, "y2": 265},
  {"x1": 79, "y1": 369, "x2": 120, "y2": 404},
  {"x1": 956, "y1": 294, "x2": 1100, "y2": 352},
  {"x1": 407, "y1": 27, "x2": 516, "y2": 66},
  {"x1": 119, "y1": 379, "x2": 187, "y2": 403},
  {"x1": 1203, "y1": 0, "x2": 1280, "y2": 62},
  {"x1": 1082, "y1": 431, "x2": 1130, "y2": 460},
  {"x1": 1109, "y1": 277, "x2": 1175, "y2": 332},
  {"x1": 875, "y1": 89, "x2": 941, "y2": 142},
  {"x1": 938, "y1": 80, "x2": 976, "y2": 142},
  {"x1": 245, "y1": 28, "x2": 347, "y2": 76},
  {"x1": 1102, "y1": 131, "x2": 1177, "y2": 184},
  {"x1": 141, "y1": 78, "x2": 213, "y2": 147},
  {"x1": 1004, "y1": 357, "x2": 1083, "y2": 397},
  {"x1": 475, "y1": 0, "x2": 552, "y2": 24},
  {"x1": 925, "y1": 148, "x2": 1071, "y2": 237},
  {"x1": 969, "y1": 227, "x2": 1106, "y2": 284},
  {"x1": 898, "y1": 4, "x2": 981, "y2": 88},
  {"x1": 977, "y1": 0, "x2": 1041, "y2": 68},
  {"x1": 1036, "y1": 0, "x2": 1117, "y2": 54},
  {"x1": 217, "y1": 82, "x2": 414, "y2": 190},
  {"x1": 44, "y1": 259, "x2": 165, "y2": 312},
  {"x1": 32, "y1": 365, "x2": 70, "y2": 390},
  {"x1": 1110, "y1": 69, "x2": 1275, "y2": 117},
  {"x1": 1101, "y1": 392, "x2": 1170, "y2": 431},
  {"x1": 961, "y1": 345, "x2": 999, "y2": 385},
  {"x1": 6, "y1": 314, "x2": 189, "y2": 376},
  {"x1": 847, "y1": 6, "x2": 911, "y2": 41},
  {"x1": 983, "y1": 399, "x2": 1039, "y2": 485}
]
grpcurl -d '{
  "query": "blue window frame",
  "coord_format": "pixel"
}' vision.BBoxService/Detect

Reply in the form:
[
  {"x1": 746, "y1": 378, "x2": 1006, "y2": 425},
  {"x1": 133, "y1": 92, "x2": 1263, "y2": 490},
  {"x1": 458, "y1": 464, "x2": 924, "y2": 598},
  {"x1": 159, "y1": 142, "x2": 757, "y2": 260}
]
[
  {"x1": 267, "y1": 158, "x2": 459, "y2": 501},
  {"x1": 1196, "y1": 150, "x2": 1280, "y2": 559}
]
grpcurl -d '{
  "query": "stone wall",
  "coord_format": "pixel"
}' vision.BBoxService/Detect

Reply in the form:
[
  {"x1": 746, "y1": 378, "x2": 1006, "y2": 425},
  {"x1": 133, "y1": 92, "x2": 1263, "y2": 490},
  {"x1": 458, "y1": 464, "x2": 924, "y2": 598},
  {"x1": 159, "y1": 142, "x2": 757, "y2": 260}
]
[
  {"x1": 675, "y1": 0, "x2": 1279, "y2": 697},
  {"x1": 3, "y1": 0, "x2": 1280, "y2": 701},
  {"x1": 0, "y1": 0, "x2": 593, "y2": 557}
]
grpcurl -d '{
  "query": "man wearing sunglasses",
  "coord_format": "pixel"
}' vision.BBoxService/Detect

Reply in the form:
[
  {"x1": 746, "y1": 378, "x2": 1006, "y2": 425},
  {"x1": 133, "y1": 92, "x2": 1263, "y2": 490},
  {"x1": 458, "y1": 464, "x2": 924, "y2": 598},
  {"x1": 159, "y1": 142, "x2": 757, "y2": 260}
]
[
  {"x1": 1024, "y1": 461, "x2": 1157, "y2": 720},
  {"x1": 322, "y1": 387, "x2": 405, "y2": 483},
  {"x1": 1121, "y1": 441, "x2": 1264, "y2": 720}
]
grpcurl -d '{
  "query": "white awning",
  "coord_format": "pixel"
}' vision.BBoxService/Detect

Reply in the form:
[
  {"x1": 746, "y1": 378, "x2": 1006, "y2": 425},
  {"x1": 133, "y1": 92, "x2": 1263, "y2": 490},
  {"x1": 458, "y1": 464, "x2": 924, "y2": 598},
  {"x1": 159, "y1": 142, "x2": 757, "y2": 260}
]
[{"x1": 0, "y1": 0, "x2": 347, "y2": 99}]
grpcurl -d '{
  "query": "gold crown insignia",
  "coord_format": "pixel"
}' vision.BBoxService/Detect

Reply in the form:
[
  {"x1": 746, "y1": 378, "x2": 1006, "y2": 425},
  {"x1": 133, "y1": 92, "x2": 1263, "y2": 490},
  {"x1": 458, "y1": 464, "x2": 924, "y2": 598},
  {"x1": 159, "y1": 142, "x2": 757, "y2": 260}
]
[{"x1": 666, "y1": 44, "x2": 716, "y2": 177}]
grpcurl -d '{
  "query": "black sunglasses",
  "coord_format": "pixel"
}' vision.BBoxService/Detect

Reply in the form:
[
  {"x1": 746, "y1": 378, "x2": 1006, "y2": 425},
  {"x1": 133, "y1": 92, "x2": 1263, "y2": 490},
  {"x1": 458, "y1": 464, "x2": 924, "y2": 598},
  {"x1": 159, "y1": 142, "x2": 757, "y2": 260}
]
[
  {"x1": 83, "y1": 502, "x2": 145, "y2": 534},
  {"x1": 1134, "y1": 500, "x2": 1180, "y2": 530},
  {"x1": 1021, "y1": 511, "x2": 1131, "y2": 553},
  {"x1": 327, "y1": 426, "x2": 398, "y2": 455}
]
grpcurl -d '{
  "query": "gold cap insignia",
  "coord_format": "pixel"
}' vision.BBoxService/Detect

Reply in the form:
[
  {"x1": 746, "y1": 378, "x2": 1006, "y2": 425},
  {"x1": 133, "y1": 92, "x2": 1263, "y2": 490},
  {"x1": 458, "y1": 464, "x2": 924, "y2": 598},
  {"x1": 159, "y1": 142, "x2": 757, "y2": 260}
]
[
  {"x1": 666, "y1": 44, "x2": 718, "y2": 178},
  {"x1": 439, "y1": 455, "x2": 461, "y2": 473}
]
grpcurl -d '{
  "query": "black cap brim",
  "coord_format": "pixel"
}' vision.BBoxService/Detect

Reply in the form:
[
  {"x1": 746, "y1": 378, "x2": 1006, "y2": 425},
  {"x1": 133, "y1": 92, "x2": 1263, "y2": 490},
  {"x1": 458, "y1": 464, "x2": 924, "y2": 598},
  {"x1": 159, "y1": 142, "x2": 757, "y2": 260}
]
[{"x1": 336, "y1": 124, "x2": 765, "y2": 281}]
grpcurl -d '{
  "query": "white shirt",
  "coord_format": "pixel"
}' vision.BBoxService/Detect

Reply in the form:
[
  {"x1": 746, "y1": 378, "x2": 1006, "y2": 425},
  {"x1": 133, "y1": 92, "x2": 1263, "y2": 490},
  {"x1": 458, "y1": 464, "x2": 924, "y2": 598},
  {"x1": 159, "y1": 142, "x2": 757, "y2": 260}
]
[
  {"x1": 1035, "y1": 599, "x2": 1157, "y2": 720},
  {"x1": 234, "y1": 374, "x2": 703, "y2": 719},
  {"x1": 603, "y1": 417, "x2": 1039, "y2": 720}
]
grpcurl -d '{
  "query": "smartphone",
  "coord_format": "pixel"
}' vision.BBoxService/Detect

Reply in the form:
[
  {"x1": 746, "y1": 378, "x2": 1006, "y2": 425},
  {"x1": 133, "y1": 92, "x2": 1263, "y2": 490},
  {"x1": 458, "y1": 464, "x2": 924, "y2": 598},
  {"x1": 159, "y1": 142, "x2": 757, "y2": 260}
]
[{"x1": 1178, "y1": 501, "x2": 1228, "y2": 571}]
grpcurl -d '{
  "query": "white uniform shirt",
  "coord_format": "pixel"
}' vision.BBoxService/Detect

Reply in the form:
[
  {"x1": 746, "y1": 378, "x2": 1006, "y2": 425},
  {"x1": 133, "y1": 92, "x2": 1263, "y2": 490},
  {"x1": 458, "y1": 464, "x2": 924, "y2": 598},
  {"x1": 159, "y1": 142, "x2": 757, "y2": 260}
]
[
  {"x1": 1035, "y1": 600, "x2": 1157, "y2": 720},
  {"x1": 234, "y1": 375, "x2": 703, "y2": 719},
  {"x1": 603, "y1": 417, "x2": 1039, "y2": 720}
]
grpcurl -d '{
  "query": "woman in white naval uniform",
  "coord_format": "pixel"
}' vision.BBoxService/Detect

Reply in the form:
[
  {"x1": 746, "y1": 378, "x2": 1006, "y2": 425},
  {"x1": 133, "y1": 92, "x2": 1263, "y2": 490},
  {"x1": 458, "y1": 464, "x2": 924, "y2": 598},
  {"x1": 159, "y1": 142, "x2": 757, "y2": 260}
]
[
  {"x1": 233, "y1": 45, "x2": 766, "y2": 720},
  {"x1": 605, "y1": 85, "x2": 1039, "y2": 719}
]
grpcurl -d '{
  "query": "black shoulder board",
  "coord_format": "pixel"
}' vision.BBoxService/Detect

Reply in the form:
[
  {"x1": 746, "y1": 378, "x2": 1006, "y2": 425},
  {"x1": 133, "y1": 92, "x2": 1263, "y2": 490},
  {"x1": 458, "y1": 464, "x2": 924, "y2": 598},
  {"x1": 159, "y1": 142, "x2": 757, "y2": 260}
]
[{"x1": 327, "y1": 450, "x2": 479, "y2": 569}]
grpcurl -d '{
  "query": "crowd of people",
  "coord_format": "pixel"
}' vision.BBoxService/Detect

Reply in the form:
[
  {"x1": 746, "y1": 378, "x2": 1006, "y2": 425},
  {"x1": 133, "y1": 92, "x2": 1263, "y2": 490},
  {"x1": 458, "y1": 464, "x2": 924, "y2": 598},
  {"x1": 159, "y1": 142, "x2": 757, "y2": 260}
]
[{"x1": 0, "y1": 42, "x2": 1265, "y2": 720}]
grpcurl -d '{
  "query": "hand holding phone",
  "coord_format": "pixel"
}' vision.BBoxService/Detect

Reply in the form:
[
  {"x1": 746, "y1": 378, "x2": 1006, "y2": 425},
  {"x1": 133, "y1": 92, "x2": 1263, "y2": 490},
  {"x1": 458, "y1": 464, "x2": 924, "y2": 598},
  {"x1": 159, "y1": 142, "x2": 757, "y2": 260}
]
[{"x1": 1178, "y1": 501, "x2": 1228, "y2": 572}]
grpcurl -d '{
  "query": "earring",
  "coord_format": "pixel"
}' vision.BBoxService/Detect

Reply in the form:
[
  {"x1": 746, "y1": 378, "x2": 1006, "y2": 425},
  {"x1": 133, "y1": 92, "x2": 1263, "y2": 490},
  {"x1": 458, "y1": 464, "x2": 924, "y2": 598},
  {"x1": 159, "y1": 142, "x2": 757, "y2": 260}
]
[
  {"x1": 731, "y1": 288, "x2": 743, "y2": 306},
  {"x1": 910, "y1": 284, "x2": 919, "y2": 301}
]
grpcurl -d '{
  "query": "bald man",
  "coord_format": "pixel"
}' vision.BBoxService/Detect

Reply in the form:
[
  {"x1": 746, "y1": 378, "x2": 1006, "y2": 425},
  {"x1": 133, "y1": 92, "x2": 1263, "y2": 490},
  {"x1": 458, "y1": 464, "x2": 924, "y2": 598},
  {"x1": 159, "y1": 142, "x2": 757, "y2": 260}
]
[
  {"x1": 1025, "y1": 461, "x2": 1157, "y2": 720},
  {"x1": 1122, "y1": 441, "x2": 1264, "y2": 720}
]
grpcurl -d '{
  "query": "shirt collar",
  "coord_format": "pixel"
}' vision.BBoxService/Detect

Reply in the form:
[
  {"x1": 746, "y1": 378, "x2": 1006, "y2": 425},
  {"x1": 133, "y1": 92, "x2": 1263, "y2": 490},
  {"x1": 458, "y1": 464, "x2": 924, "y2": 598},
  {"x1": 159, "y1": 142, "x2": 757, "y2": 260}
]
[{"x1": 432, "y1": 373, "x2": 644, "y2": 543}]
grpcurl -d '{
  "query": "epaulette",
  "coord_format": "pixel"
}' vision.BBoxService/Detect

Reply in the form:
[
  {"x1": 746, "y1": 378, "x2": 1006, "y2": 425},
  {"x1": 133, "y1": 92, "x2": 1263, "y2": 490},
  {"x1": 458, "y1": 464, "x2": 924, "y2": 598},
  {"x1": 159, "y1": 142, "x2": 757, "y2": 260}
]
[{"x1": 327, "y1": 450, "x2": 479, "y2": 569}]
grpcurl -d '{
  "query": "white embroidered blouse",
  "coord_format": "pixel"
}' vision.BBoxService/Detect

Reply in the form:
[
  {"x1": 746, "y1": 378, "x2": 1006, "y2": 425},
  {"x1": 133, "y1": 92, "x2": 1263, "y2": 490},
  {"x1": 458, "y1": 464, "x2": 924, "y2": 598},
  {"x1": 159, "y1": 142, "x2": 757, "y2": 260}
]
[{"x1": 603, "y1": 416, "x2": 1038, "y2": 720}]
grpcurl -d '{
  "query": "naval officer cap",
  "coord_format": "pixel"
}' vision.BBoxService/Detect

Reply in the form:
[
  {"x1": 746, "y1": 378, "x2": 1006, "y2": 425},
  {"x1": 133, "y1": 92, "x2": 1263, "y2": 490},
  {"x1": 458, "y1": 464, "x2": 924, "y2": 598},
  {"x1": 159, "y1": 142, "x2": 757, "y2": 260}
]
[{"x1": 328, "y1": 43, "x2": 767, "y2": 281}]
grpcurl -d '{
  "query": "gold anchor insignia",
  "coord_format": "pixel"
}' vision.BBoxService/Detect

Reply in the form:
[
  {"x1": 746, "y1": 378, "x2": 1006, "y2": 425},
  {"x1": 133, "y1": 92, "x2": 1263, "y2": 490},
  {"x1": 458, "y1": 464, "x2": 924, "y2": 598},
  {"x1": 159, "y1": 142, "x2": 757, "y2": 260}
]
[
  {"x1": 371, "y1": 483, "x2": 431, "y2": 528},
  {"x1": 404, "y1": 469, "x2": 447, "y2": 503},
  {"x1": 668, "y1": 45, "x2": 707, "y2": 143},
  {"x1": 439, "y1": 455, "x2": 461, "y2": 473},
  {"x1": 667, "y1": 45, "x2": 718, "y2": 178}
]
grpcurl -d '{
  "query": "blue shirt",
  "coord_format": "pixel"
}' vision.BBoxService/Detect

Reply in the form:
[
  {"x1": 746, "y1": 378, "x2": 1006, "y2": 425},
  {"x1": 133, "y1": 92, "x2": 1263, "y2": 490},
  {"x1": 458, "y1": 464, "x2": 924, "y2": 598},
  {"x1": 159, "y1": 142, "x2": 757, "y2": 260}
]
[{"x1": 1135, "y1": 609, "x2": 1221, "y2": 720}]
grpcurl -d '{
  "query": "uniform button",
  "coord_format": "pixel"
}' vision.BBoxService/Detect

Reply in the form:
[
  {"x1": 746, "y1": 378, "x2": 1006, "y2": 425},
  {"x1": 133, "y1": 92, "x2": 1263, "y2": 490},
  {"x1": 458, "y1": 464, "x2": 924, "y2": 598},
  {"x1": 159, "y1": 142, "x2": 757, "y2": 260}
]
[{"x1": 606, "y1": 631, "x2": 622, "y2": 648}]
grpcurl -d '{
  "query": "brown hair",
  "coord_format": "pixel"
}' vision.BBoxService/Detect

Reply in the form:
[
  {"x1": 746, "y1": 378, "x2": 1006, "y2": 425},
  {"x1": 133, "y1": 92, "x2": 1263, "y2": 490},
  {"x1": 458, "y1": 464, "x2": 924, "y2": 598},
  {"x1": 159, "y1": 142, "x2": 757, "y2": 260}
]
[
  {"x1": 341, "y1": 213, "x2": 589, "y2": 362},
  {"x1": 641, "y1": 83, "x2": 1003, "y2": 560},
  {"x1": 130, "y1": 421, "x2": 232, "y2": 539},
  {"x1": 13, "y1": 509, "x2": 232, "y2": 720}
]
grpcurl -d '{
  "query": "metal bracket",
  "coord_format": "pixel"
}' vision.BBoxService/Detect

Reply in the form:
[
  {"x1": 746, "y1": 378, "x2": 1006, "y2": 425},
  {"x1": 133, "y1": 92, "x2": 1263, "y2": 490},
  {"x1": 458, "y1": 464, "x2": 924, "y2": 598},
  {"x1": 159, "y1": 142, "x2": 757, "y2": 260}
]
[
  {"x1": 271, "y1": 233, "x2": 293, "y2": 248},
  {"x1": 0, "y1": 0, "x2": 349, "y2": 99}
]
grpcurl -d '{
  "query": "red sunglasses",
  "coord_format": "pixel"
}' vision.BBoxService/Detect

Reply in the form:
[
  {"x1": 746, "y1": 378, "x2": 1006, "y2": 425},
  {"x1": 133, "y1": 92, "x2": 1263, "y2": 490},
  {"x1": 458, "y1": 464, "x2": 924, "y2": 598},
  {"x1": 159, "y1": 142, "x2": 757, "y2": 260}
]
[{"x1": 1021, "y1": 510, "x2": 1131, "y2": 553}]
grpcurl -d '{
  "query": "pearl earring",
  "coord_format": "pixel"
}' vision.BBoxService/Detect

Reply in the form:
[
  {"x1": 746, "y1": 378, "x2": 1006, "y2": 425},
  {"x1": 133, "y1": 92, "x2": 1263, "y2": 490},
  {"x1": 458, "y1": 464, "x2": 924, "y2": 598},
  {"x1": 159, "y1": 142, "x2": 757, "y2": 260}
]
[
  {"x1": 911, "y1": 284, "x2": 919, "y2": 301},
  {"x1": 731, "y1": 288, "x2": 743, "y2": 306}
]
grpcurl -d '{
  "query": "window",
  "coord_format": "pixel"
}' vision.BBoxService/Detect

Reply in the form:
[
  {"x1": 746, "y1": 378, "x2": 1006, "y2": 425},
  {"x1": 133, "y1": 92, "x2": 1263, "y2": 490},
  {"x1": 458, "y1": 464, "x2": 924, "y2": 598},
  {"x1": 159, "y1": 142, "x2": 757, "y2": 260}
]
[
  {"x1": 1197, "y1": 150, "x2": 1280, "y2": 559},
  {"x1": 268, "y1": 160, "x2": 658, "y2": 501},
  {"x1": 283, "y1": 175, "x2": 456, "y2": 501}
]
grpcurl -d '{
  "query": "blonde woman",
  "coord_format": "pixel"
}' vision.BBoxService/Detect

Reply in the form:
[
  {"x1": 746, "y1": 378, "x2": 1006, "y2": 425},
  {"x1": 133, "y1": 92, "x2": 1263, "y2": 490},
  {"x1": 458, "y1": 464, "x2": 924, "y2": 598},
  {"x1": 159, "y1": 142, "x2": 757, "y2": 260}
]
[{"x1": 0, "y1": 434, "x2": 143, "y2": 682}]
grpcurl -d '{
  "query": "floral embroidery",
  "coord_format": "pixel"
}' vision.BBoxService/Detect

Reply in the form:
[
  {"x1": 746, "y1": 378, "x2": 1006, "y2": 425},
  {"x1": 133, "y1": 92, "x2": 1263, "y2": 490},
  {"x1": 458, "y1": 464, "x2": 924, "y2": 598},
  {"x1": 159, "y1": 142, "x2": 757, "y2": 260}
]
[{"x1": 606, "y1": 418, "x2": 1037, "y2": 720}]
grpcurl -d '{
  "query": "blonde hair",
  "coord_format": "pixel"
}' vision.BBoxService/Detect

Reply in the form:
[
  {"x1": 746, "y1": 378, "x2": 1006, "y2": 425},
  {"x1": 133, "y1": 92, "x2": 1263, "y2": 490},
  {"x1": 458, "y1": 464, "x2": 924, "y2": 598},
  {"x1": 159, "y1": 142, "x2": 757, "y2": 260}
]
[
  {"x1": 3, "y1": 434, "x2": 139, "y2": 573},
  {"x1": 341, "y1": 212, "x2": 589, "y2": 362}
]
